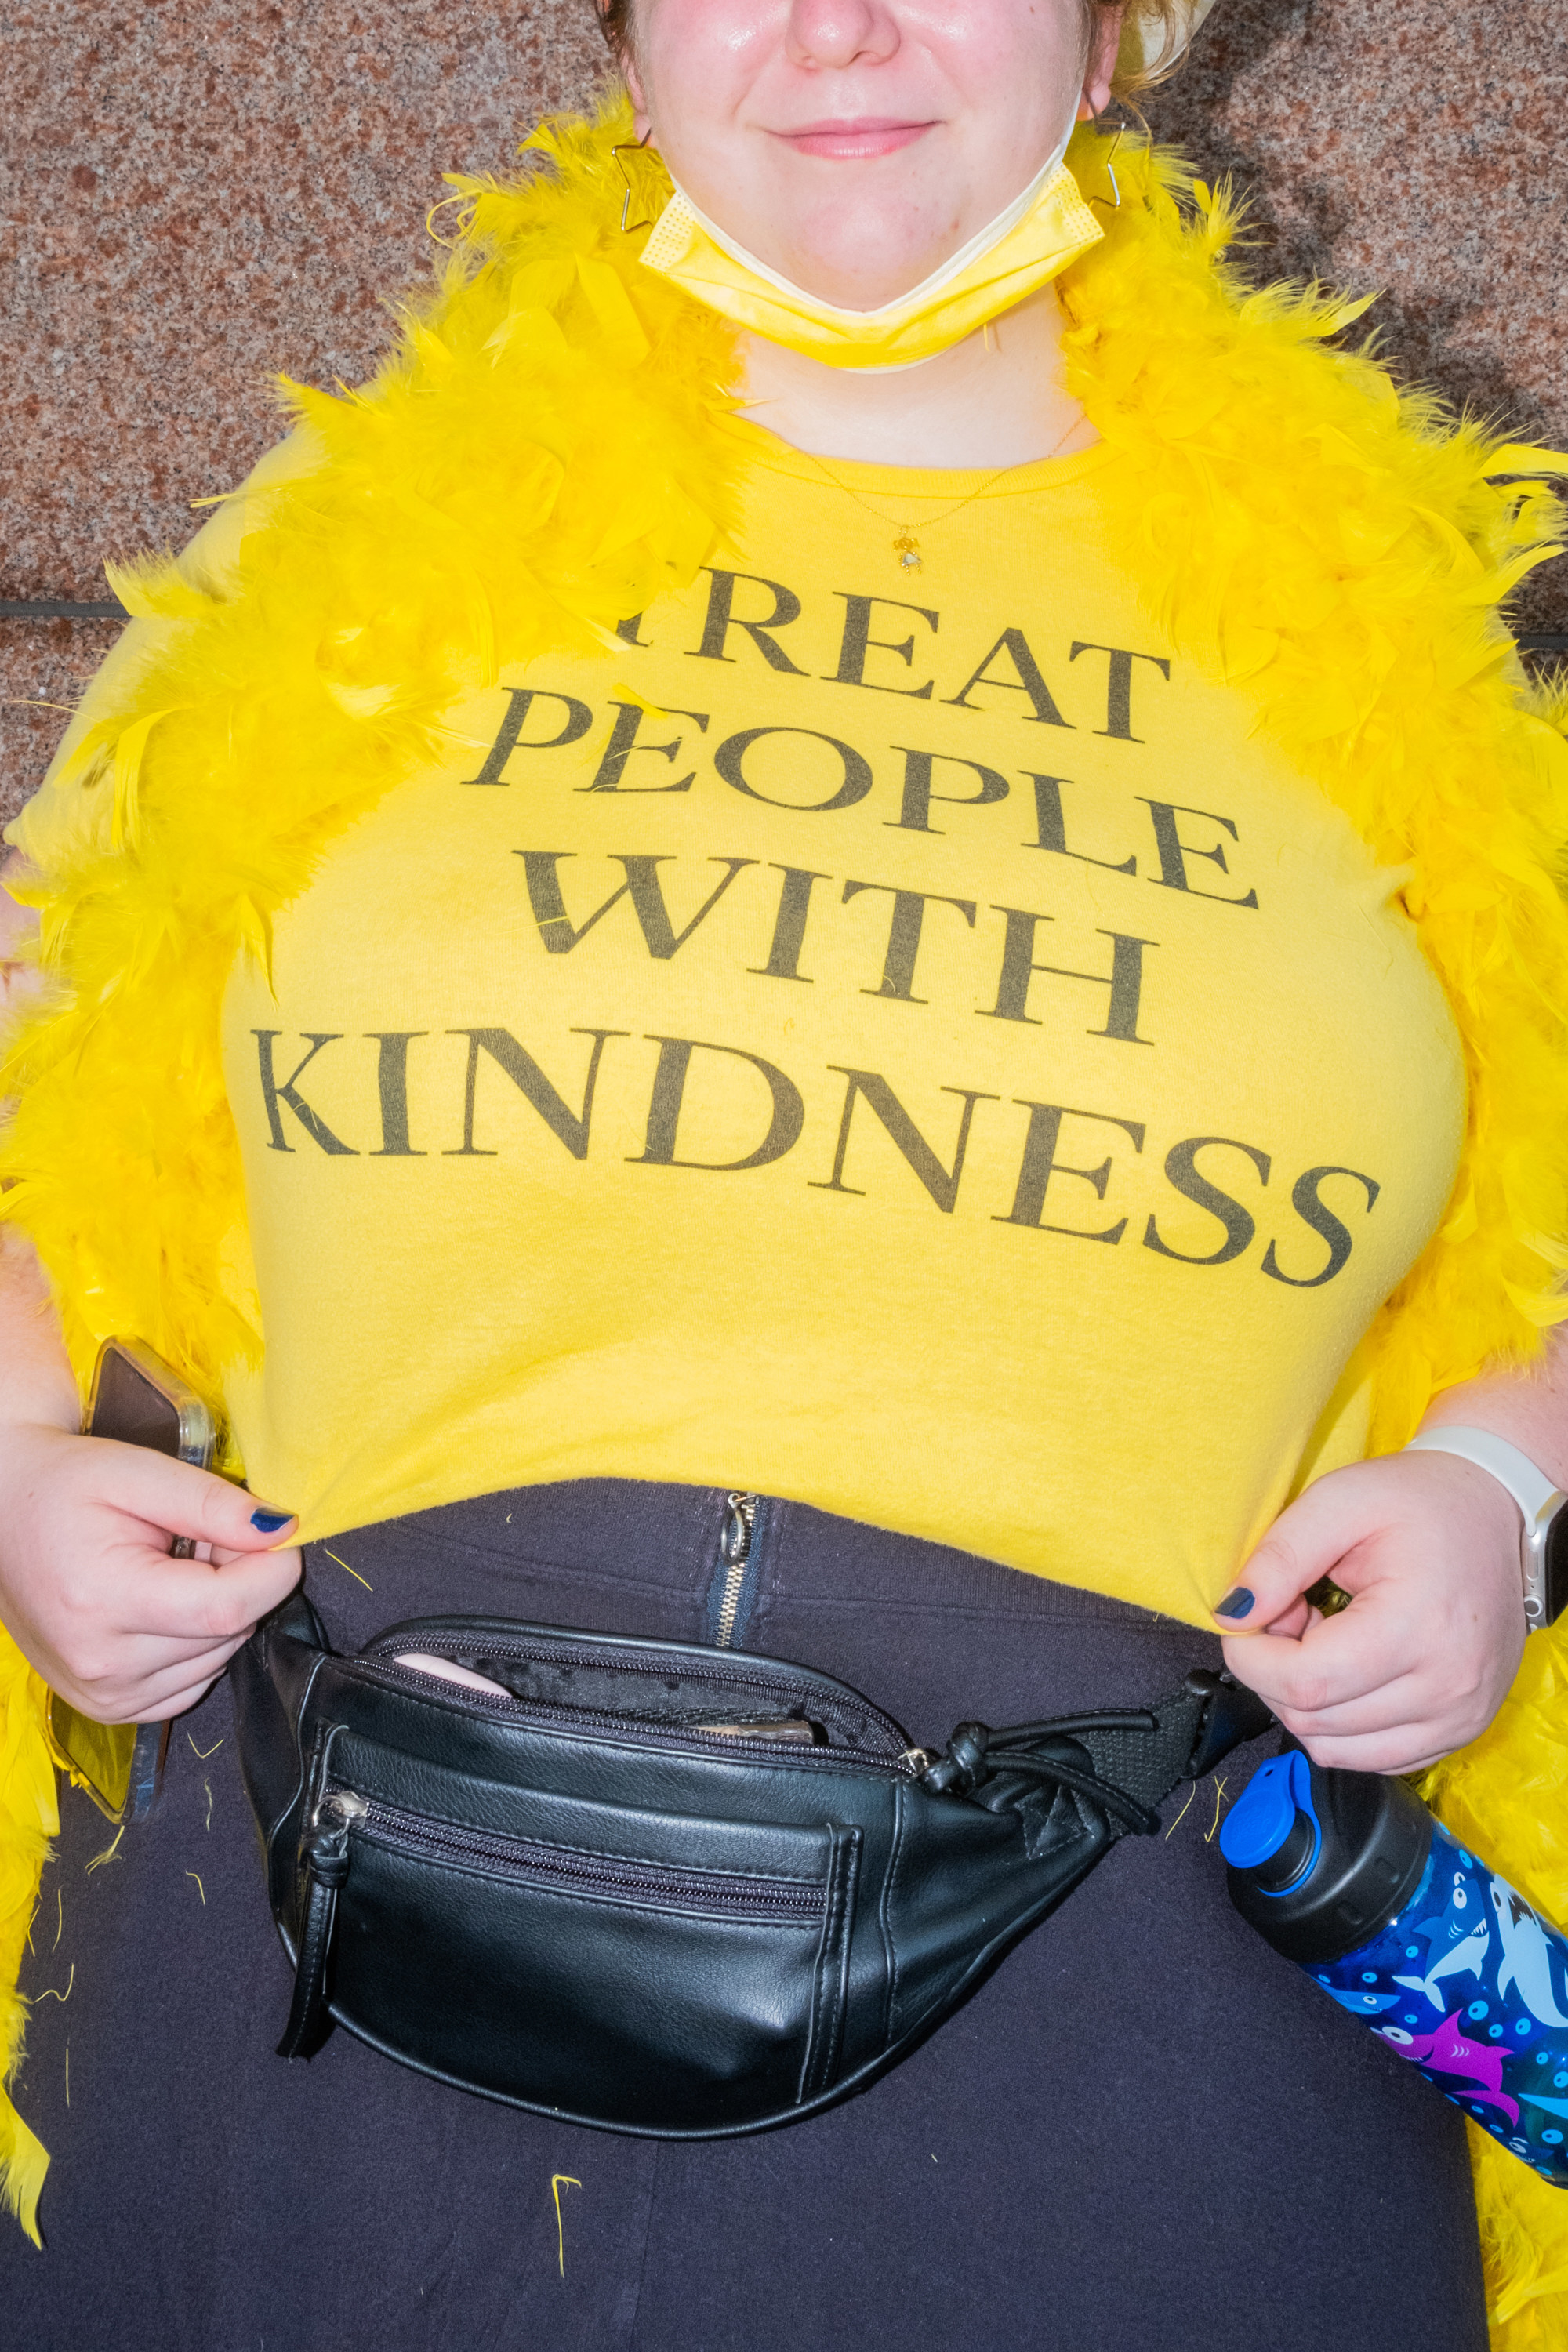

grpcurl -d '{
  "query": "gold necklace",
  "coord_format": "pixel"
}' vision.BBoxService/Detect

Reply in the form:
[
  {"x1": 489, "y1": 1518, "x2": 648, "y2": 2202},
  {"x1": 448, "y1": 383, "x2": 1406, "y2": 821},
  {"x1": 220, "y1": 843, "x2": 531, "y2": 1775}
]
[{"x1": 801, "y1": 418, "x2": 1083, "y2": 573}]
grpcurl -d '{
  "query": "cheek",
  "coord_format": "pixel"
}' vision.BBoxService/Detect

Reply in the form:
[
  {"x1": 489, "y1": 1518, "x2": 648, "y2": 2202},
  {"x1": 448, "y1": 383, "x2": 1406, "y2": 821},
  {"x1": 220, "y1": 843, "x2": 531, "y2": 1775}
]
[
  {"x1": 914, "y1": 0, "x2": 1091, "y2": 132},
  {"x1": 938, "y1": 0, "x2": 1086, "y2": 49},
  {"x1": 634, "y1": 0, "x2": 779, "y2": 100}
]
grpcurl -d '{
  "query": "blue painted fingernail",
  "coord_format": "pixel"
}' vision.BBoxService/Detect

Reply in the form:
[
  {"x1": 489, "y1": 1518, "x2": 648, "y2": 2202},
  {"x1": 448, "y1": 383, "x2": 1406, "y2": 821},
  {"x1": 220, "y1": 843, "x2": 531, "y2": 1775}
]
[
  {"x1": 250, "y1": 1508, "x2": 292, "y2": 1533},
  {"x1": 1215, "y1": 1587, "x2": 1255, "y2": 1621}
]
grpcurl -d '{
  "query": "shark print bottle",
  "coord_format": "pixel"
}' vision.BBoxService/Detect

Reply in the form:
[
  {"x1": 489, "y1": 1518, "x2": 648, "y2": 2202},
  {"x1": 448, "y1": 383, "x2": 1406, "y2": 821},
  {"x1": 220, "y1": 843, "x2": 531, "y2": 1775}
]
[{"x1": 1221, "y1": 1749, "x2": 1568, "y2": 2186}]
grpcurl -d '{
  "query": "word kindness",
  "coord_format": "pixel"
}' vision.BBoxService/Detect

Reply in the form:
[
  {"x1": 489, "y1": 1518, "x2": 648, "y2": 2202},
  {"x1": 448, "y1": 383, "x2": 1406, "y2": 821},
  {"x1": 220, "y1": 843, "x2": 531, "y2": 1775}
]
[{"x1": 254, "y1": 1020, "x2": 1377, "y2": 1287}]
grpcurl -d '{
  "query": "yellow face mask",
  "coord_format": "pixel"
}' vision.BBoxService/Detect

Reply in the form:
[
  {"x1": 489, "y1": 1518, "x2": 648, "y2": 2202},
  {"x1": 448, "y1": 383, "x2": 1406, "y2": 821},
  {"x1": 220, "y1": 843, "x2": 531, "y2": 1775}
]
[{"x1": 637, "y1": 144, "x2": 1103, "y2": 374}]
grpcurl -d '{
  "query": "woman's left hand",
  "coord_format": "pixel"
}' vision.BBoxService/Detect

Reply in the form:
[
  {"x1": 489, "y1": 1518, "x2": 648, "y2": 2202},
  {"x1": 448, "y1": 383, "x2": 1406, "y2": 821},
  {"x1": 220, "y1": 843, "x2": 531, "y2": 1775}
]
[{"x1": 1216, "y1": 1450, "x2": 1528, "y2": 1774}]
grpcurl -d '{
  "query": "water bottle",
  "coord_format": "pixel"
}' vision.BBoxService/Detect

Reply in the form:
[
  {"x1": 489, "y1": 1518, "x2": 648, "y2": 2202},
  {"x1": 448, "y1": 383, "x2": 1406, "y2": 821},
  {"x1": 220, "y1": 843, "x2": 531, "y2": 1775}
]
[{"x1": 1220, "y1": 1748, "x2": 1568, "y2": 2185}]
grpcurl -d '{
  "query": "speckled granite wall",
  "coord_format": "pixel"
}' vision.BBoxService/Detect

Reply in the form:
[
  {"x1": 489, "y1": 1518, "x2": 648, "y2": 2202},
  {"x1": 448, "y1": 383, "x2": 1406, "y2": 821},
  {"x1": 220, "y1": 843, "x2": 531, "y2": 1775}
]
[
  {"x1": 2, "y1": 0, "x2": 1563, "y2": 827},
  {"x1": 1145, "y1": 0, "x2": 1567, "y2": 626}
]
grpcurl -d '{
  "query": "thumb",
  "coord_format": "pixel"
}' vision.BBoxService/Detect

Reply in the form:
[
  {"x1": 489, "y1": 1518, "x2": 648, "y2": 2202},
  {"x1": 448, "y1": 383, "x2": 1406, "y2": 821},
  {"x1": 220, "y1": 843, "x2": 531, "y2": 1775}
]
[
  {"x1": 1214, "y1": 1480, "x2": 1352, "y2": 1635},
  {"x1": 91, "y1": 1439, "x2": 297, "y2": 1553}
]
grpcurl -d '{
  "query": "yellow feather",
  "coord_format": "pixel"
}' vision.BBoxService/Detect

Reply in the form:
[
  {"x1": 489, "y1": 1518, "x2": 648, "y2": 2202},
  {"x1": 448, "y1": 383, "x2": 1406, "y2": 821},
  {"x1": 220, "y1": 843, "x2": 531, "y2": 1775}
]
[{"x1": 0, "y1": 1643, "x2": 57, "y2": 2246}]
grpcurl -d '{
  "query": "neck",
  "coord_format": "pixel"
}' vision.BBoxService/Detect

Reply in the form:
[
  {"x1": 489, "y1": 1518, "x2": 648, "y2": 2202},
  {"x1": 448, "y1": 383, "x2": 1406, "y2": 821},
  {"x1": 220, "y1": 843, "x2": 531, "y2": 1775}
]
[{"x1": 734, "y1": 282, "x2": 1093, "y2": 470}]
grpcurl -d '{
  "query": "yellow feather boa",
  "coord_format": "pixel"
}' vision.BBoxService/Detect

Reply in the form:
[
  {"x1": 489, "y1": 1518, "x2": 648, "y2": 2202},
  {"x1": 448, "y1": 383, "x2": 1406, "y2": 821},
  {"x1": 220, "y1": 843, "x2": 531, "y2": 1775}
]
[{"x1": 4, "y1": 103, "x2": 1568, "y2": 2332}]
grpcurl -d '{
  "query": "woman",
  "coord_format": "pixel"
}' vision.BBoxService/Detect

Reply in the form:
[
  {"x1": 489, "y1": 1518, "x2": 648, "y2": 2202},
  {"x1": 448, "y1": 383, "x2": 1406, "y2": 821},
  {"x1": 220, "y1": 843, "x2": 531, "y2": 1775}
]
[{"x1": 2, "y1": 1, "x2": 1567, "y2": 2342}]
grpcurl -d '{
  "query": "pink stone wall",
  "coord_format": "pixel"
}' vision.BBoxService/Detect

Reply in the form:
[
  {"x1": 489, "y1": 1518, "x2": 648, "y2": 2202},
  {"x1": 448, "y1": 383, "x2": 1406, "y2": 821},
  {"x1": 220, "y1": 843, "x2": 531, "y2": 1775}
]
[
  {"x1": 3, "y1": 0, "x2": 1563, "y2": 826},
  {"x1": 1146, "y1": 0, "x2": 1568, "y2": 642}
]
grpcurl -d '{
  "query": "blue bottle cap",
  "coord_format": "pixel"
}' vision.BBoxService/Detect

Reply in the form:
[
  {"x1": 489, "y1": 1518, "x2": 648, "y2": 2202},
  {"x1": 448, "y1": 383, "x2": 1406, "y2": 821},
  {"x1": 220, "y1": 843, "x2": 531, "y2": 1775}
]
[
  {"x1": 1220, "y1": 1750, "x2": 1316, "y2": 1870},
  {"x1": 1225, "y1": 1751, "x2": 1429, "y2": 1964}
]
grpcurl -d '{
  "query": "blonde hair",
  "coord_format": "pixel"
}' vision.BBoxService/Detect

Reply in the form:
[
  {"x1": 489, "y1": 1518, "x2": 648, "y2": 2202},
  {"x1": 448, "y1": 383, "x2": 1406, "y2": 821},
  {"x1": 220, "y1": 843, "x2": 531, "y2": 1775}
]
[
  {"x1": 1114, "y1": 3, "x2": 1203, "y2": 89},
  {"x1": 1117, "y1": 3, "x2": 1200, "y2": 92}
]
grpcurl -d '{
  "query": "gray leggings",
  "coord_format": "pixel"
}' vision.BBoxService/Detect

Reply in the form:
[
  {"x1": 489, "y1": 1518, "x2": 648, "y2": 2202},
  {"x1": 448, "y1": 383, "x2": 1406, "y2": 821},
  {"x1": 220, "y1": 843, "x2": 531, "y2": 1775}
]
[{"x1": 5, "y1": 1479, "x2": 1486, "y2": 2350}]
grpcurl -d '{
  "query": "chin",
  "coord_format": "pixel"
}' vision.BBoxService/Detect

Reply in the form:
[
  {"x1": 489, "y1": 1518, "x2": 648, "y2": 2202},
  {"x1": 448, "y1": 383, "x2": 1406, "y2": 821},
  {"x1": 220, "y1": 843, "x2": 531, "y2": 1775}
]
[{"x1": 765, "y1": 199, "x2": 949, "y2": 310}]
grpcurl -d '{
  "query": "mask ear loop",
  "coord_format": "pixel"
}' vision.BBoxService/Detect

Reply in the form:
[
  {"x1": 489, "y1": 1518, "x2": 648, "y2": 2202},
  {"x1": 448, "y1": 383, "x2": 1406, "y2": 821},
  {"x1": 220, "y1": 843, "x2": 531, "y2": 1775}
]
[{"x1": 611, "y1": 127, "x2": 659, "y2": 234}]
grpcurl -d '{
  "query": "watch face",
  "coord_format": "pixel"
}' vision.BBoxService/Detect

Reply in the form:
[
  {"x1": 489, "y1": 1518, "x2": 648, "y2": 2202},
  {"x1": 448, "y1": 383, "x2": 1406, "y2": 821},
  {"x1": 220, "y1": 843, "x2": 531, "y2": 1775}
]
[{"x1": 1540, "y1": 1507, "x2": 1568, "y2": 1629}]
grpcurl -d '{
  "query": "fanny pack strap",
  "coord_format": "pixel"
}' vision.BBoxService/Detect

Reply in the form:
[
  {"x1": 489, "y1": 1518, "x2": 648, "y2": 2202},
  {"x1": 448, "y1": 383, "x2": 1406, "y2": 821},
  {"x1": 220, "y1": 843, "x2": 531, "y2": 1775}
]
[{"x1": 912, "y1": 1667, "x2": 1272, "y2": 1834}]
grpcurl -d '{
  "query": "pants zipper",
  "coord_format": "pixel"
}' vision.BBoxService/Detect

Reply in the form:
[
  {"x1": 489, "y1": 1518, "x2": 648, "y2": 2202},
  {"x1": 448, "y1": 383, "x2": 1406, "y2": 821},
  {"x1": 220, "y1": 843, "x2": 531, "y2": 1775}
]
[{"x1": 713, "y1": 1492, "x2": 759, "y2": 1649}]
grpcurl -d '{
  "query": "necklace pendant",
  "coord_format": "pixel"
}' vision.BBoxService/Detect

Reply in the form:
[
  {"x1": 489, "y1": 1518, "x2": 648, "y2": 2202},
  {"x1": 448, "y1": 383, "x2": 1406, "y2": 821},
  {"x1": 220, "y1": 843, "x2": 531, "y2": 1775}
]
[{"x1": 894, "y1": 530, "x2": 922, "y2": 572}]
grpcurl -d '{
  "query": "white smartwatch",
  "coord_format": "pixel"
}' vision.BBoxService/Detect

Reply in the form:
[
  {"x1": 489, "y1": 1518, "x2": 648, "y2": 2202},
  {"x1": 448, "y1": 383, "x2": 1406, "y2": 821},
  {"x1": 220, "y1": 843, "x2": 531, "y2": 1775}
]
[{"x1": 1404, "y1": 1425, "x2": 1568, "y2": 1630}]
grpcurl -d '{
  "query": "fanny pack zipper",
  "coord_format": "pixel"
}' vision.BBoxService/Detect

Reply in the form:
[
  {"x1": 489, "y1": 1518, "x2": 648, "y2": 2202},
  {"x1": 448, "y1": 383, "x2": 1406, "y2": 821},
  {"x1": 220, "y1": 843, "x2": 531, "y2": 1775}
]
[
  {"x1": 318, "y1": 1786, "x2": 827, "y2": 1921},
  {"x1": 361, "y1": 1614, "x2": 917, "y2": 1772},
  {"x1": 278, "y1": 1777, "x2": 836, "y2": 2061},
  {"x1": 368, "y1": 1655, "x2": 916, "y2": 1777}
]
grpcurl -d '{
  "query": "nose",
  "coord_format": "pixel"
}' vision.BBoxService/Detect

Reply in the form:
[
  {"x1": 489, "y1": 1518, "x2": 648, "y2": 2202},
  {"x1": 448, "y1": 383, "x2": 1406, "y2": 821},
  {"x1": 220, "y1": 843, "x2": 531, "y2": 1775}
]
[{"x1": 783, "y1": 0, "x2": 901, "y2": 71}]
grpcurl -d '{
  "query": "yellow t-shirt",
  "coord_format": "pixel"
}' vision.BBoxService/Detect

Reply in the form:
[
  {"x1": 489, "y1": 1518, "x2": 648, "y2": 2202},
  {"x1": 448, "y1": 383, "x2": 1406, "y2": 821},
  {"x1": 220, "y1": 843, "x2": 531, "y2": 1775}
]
[{"x1": 12, "y1": 424, "x2": 1467, "y2": 1626}]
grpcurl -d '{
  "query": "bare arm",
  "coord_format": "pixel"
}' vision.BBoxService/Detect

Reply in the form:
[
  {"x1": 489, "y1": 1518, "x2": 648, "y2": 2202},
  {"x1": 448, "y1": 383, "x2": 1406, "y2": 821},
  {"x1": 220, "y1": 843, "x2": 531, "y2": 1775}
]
[
  {"x1": 1423, "y1": 1327, "x2": 1568, "y2": 1486},
  {"x1": 0, "y1": 1222, "x2": 80, "y2": 1433}
]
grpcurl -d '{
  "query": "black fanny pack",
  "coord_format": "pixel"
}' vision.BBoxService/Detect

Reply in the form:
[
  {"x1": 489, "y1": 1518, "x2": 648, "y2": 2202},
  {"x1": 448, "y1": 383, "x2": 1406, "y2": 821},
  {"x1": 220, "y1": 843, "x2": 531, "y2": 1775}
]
[{"x1": 231, "y1": 1591, "x2": 1271, "y2": 2137}]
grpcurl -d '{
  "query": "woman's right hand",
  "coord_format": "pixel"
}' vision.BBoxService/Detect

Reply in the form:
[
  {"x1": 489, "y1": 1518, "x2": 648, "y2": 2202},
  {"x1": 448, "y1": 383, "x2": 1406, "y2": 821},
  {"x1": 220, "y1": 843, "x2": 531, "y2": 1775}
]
[
  {"x1": 0, "y1": 1417, "x2": 302, "y2": 1723},
  {"x1": 2, "y1": 879, "x2": 299, "y2": 1722}
]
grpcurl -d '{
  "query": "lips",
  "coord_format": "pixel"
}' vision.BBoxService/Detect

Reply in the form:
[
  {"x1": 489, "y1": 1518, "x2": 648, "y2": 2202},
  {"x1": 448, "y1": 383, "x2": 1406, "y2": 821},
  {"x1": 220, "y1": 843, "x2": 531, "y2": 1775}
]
[{"x1": 772, "y1": 118, "x2": 935, "y2": 161}]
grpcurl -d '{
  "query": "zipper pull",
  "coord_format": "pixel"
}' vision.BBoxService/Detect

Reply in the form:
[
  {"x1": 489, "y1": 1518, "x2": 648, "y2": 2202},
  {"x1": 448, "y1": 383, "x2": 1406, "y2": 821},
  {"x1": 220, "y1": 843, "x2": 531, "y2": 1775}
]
[
  {"x1": 315, "y1": 1788, "x2": 368, "y2": 1833},
  {"x1": 714, "y1": 1492, "x2": 759, "y2": 1649},
  {"x1": 277, "y1": 1790, "x2": 364, "y2": 2060},
  {"x1": 299, "y1": 1789, "x2": 366, "y2": 1885},
  {"x1": 721, "y1": 1493, "x2": 757, "y2": 1566}
]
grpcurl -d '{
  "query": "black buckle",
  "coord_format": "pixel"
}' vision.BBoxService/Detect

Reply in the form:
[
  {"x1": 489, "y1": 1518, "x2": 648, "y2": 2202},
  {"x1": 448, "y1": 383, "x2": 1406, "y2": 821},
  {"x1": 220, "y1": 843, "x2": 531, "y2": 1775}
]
[{"x1": 1180, "y1": 1668, "x2": 1274, "y2": 1781}]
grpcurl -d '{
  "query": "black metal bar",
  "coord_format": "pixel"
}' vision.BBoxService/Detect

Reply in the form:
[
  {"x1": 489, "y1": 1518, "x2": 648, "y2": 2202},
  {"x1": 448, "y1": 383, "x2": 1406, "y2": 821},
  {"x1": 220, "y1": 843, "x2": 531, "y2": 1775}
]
[{"x1": 1, "y1": 600, "x2": 129, "y2": 619}]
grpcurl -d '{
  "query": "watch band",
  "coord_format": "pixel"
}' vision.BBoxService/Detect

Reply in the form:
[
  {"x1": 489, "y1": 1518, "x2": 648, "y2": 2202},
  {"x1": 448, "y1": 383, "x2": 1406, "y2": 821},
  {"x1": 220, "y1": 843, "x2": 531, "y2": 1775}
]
[{"x1": 1404, "y1": 1425, "x2": 1568, "y2": 1629}]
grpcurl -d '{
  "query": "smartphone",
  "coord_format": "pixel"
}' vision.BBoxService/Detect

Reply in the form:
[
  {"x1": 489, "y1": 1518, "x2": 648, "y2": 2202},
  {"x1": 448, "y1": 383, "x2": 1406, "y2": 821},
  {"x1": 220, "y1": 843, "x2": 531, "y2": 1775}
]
[{"x1": 45, "y1": 1338, "x2": 217, "y2": 1824}]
